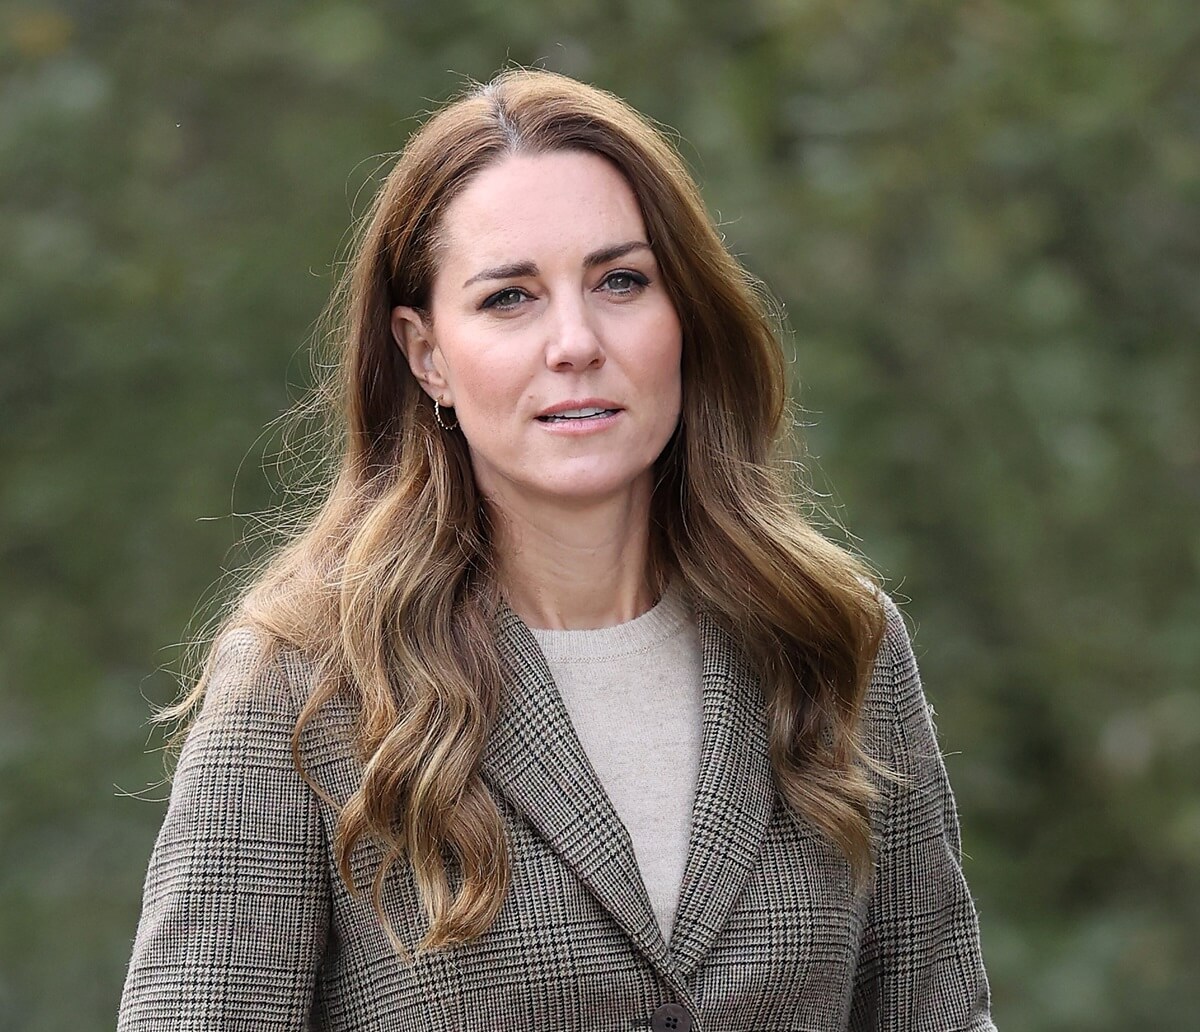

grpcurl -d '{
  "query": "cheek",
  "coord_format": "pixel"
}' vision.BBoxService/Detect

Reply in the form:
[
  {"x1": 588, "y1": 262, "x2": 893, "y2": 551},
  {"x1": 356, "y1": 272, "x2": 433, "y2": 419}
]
[
  {"x1": 445, "y1": 341, "x2": 528, "y2": 417},
  {"x1": 642, "y1": 309, "x2": 684, "y2": 397}
]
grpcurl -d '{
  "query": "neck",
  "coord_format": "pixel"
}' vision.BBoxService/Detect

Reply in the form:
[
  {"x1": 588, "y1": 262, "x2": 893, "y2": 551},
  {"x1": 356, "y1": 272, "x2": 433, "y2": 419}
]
[{"x1": 487, "y1": 479, "x2": 659, "y2": 631}]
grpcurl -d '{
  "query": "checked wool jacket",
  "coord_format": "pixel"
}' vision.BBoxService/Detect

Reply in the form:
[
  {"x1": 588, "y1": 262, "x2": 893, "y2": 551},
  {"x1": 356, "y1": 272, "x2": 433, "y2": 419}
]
[{"x1": 118, "y1": 593, "x2": 996, "y2": 1031}]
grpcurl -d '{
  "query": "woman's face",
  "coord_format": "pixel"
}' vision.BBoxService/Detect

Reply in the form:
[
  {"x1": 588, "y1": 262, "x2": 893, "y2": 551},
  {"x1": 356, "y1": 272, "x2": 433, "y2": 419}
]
[{"x1": 391, "y1": 149, "x2": 683, "y2": 514}]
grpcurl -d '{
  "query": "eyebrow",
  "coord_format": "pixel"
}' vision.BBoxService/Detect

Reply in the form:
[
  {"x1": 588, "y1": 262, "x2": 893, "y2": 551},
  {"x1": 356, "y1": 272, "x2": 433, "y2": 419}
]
[{"x1": 461, "y1": 240, "x2": 653, "y2": 288}]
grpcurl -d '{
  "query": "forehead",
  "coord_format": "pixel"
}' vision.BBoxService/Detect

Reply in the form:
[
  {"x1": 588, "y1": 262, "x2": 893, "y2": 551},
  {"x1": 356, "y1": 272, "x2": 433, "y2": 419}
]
[{"x1": 435, "y1": 151, "x2": 647, "y2": 274}]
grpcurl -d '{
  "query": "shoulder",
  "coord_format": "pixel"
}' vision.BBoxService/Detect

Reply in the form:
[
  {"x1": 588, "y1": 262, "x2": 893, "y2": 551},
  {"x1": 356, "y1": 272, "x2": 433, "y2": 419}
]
[
  {"x1": 857, "y1": 588, "x2": 934, "y2": 771},
  {"x1": 182, "y1": 626, "x2": 330, "y2": 759},
  {"x1": 874, "y1": 591, "x2": 921, "y2": 698},
  {"x1": 185, "y1": 626, "x2": 361, "y2": 806},
  {"x1": 199, "y1": 626, "x2": 301, "y2": 715},
  {"x1": 847, "y1": 575, "x2": 918, "y2": 688}
]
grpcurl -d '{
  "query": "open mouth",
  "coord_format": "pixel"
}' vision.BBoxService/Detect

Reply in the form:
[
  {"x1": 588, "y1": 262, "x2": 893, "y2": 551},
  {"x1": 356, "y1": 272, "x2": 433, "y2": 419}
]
[{"x1": 536, "y1": 407, "x2": 620, "y2": 423}]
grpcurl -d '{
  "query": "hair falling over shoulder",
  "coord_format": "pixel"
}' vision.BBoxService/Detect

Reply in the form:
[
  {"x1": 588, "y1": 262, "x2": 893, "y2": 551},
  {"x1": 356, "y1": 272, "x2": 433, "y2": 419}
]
[{"x1": 156, "y1": 68, "x2": 888, "y2": 959}]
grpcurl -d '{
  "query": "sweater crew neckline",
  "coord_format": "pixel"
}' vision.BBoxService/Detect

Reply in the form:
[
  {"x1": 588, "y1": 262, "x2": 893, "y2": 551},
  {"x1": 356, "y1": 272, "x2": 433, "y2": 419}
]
[{"x1": 527, "y1": 581, "x2": 692, "y2": 663}]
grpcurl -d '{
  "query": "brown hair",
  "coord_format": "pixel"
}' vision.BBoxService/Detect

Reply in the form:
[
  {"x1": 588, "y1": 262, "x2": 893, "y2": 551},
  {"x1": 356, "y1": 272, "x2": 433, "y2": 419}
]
[{"x1": 161, "y1": 68, "x2": 886, "y2": 957}]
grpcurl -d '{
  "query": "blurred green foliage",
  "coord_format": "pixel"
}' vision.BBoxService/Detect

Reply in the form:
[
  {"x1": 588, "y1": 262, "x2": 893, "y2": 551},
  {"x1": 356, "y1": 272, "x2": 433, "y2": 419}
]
[{"x1": 2, "y1": 1, "x2": 1198, "y2": 1028}]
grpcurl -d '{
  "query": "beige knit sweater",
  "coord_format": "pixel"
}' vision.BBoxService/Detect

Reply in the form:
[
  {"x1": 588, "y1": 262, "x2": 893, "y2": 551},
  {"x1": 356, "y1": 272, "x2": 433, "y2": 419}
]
[{"x1": 529, "y1": 581, "x2": 703, "y2": 943}]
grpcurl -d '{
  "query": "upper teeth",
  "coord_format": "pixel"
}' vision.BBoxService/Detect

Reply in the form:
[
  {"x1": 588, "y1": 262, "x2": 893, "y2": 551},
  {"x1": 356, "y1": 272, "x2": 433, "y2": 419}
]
[{"x1": 546, "y1": 407, "x2": 610, "y2": 419}]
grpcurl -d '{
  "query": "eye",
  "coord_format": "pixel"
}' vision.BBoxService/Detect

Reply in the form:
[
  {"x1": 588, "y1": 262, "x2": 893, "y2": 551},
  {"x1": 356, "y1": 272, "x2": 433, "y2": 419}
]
[
  {"x1": 600, "y1": 270, "x2": 649, "y2": 295},
  {"x1": 481, "y1": 286, "x2": 529, "y2": 310}
]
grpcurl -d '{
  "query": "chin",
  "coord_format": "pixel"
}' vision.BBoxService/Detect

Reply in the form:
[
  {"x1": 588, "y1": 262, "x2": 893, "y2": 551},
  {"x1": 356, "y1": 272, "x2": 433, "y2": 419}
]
[
  {"x1": 470, "y1": 449, "x2": 661, "y2": 510},
  {"x1": 521, "y1": 463, "x2": 652, "y2": 504}
]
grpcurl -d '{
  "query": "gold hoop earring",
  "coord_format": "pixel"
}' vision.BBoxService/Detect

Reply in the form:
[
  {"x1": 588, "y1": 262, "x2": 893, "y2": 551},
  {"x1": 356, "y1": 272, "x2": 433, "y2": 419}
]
[{"x1": 433, "y1": 399, "x2": 458, "y2": 431}]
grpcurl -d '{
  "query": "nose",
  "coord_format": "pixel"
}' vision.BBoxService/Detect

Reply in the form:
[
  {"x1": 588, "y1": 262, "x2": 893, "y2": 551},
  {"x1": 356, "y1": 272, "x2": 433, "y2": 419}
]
[{"x1": 544, "y1": 295, "x2": 605, "y2": 371}]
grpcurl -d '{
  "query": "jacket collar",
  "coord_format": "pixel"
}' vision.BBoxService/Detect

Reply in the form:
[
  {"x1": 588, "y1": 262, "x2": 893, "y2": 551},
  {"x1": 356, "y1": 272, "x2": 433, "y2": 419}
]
[{"x1": 481, "y1": 596, "x2": 775, "y2": 983}]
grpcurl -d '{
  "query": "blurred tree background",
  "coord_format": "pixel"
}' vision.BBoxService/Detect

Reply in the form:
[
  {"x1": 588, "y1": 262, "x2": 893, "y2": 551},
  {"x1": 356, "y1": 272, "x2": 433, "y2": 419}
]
[{"x1": 2, "y1": 0, "x2": 1198, "y2": 1028}]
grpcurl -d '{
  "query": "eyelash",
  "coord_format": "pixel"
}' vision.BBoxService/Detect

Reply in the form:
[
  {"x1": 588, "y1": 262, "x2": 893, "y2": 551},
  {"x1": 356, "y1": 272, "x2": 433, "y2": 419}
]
[{"x1": 481, "y1": 270, "x2": 651, "y2": 311}]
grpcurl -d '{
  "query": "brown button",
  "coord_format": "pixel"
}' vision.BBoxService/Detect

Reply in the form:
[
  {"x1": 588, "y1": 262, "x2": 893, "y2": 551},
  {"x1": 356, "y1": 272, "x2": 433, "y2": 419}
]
[{"x1": 651, "y1": 1002, "x2": 693, "y2": 1032}]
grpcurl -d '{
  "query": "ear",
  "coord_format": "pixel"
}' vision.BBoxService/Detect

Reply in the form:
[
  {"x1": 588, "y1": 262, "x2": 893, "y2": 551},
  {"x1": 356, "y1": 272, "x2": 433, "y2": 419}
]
[{"x1": 391, "y1": 305, "x2": 450, "y2": 403}]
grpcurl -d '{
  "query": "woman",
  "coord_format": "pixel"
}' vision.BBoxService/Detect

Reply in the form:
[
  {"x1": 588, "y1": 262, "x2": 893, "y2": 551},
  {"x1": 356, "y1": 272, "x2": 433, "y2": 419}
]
[{"x1": 119, "y1": 69, "x2": 996, "y2": 1031}]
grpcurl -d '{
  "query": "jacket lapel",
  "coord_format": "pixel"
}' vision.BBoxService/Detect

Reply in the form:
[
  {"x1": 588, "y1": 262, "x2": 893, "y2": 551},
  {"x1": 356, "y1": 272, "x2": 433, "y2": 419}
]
[
  {"x1": 481, "y1": 599, "x2": 776, "y2": 983},
  {"x1": 481, "y1": 601, "x2": 673, "y2": 978},
  {"x1": 667, "y1": 609, "x2": 775, "y2": 978}
]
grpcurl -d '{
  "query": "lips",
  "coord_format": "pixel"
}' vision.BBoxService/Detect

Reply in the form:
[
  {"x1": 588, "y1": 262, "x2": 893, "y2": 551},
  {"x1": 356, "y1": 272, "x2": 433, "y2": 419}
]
[
  {"x1": 537, "y1": 406, "x2": 620, "y2": 422},
  {"x1": 535, "y1": 398, "x2": 623, "y2": 421}
]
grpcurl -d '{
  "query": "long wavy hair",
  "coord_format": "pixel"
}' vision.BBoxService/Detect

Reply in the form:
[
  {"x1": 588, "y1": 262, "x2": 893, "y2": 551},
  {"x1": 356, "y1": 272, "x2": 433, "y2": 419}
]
[{"x1": 161, "y1": 68, "x2": 887, "y2": 957}]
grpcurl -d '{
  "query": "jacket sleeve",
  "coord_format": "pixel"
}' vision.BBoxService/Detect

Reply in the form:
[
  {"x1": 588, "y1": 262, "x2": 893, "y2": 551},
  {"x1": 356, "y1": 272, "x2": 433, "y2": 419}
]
[
  {"x1": 850, "y1": 598, "x2": 996, "y2": 1032},
  {"x1": 118, "y1": 630, "x2": 330, "y2": 1031}
]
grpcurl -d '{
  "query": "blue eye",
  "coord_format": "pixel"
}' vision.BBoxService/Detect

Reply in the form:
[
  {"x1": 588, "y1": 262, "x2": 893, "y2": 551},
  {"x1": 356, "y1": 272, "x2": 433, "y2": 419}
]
[
  {"x1": 482, "y1": 287, "x2": 528, "y2": 310},
  {"x1": 602, "y1": 270, "x2": 649, "y2": 294}
]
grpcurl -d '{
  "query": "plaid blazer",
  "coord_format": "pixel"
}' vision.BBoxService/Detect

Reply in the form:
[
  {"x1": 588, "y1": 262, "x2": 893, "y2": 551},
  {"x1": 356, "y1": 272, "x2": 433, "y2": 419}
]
[{"x1": 119, "y1": 593, "x2": 996, "y2": 1031}]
